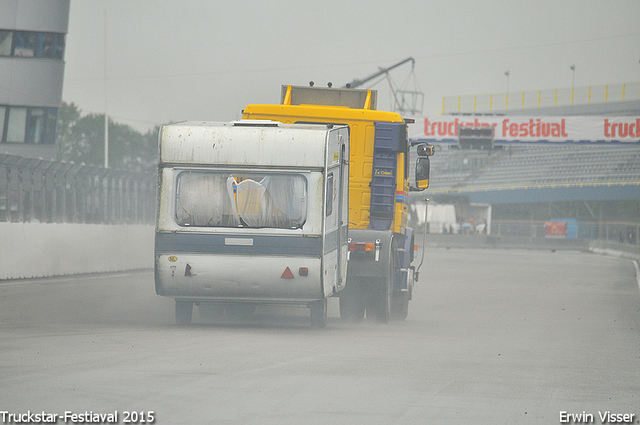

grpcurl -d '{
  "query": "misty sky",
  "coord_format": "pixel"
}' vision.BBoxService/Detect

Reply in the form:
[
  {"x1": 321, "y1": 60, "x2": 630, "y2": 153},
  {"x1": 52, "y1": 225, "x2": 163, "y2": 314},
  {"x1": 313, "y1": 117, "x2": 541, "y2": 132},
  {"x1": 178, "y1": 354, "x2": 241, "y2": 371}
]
[{"x1": 62, "y1": 0, "x2": 640, "y2": 133}]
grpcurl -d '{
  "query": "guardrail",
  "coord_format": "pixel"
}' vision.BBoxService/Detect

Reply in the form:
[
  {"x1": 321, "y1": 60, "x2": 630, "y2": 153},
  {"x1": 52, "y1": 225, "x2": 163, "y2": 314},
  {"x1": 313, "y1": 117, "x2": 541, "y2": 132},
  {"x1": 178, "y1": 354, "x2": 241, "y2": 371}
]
[
  {"x1": 442, "y1": 82, "x2": 640, "y2": 114},
  {"x1": 0, "y1": 154, "x2": 156, "y2": 224}
]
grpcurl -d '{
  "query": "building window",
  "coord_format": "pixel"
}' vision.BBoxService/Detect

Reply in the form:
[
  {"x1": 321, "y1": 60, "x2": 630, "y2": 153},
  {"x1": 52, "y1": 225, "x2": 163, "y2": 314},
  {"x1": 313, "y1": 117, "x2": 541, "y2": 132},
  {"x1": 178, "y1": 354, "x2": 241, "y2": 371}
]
[
  {"x1": 0, "y1": 107, "x2": 5, "y2": 143},
  {"x1": 0, "y1": 30, "x2": 65, "y2": 59},
  {"x1": 6, "y1": 108, "x2": 27, "y2": 142},
  {"x1": 1, "y1": 106, "x2": 57, "y2": 144},
  {"x1": 26, "y1": 108, "x2": 57, "y2": 144},
  {"x1": 0, "y1": 31, "x2": 12, "y2": 56}
]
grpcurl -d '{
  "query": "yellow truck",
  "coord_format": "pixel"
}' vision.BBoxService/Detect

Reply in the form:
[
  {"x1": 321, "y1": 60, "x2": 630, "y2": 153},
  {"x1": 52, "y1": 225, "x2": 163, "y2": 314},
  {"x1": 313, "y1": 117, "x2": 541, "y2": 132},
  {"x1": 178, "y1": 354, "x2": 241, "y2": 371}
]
[{"x1": 243, "y1": 85, "x2": 432, "y2": 322}]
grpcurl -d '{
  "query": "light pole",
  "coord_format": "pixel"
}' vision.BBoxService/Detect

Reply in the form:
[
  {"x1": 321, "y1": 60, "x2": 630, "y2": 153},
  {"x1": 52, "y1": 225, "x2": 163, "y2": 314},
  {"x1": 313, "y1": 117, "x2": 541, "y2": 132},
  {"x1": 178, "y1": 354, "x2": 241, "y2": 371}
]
[
  {"x1": 570, "y1": 65, "x2": 575, "y2": 104},
  {"x1": 570, "y1": 65, "x2": 575, "y2": 87},
  {"x1": 504, "y1": 71, "x2": 510, "y2": 109},
  {"x1": 103, "y1": 8, "x2": 109, "y2": 169}
]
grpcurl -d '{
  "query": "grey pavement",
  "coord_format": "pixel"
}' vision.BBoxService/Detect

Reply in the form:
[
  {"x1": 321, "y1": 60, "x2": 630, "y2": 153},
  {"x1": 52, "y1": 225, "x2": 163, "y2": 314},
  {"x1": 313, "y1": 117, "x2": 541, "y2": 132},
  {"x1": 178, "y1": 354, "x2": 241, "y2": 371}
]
[{"x1": 0, "y1": 248, "x2": 638, "y2": 424}]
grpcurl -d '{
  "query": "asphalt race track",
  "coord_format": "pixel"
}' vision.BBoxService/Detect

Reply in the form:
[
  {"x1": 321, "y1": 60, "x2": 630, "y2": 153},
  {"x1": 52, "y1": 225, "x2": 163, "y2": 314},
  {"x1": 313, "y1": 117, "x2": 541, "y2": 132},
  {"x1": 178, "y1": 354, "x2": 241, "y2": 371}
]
[{"x1": 1, "y1": 248, "x2": 639, "y2": 424}]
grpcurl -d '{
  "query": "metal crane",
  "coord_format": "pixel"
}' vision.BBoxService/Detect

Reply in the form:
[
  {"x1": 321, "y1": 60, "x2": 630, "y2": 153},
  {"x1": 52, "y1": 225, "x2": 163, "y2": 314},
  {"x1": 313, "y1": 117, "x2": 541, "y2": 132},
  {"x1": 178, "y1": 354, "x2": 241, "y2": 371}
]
[
  {"x1": 343, "y1": 57, "x2": 424, "y2": 115},
  {"x1": 343, "y1": 57, "x2": 415, "y2": 89}
]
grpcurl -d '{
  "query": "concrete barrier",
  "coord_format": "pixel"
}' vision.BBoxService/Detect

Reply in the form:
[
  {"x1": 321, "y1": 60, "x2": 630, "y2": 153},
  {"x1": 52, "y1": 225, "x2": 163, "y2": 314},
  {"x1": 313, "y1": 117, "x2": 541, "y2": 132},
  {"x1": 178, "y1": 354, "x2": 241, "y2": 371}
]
[
  {"x1": 588, "y1": 240, "x2": 640, "y2": 262},
  {"x1": 3, "y1": 223, "x2": 637, "y2": 282},
  {"x1": 423, "y1": 234, "x2": 591, "y2": 252},
  {"x1": 1, "y1": 223, "x2": 155, "y2": 280}
]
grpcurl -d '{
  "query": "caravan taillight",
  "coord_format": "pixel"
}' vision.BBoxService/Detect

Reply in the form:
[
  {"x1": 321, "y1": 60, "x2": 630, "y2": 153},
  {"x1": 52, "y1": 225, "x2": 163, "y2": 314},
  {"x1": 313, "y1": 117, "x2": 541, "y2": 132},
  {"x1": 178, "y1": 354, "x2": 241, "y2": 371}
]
[{"x1": 348, "y1": 242, "x2": 375, "y2": 252}]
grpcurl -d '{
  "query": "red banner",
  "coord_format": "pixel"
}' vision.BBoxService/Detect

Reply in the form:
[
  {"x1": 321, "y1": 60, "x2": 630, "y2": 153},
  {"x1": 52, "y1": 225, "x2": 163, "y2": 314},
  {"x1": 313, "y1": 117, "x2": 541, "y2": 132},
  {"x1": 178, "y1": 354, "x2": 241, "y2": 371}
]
[{"x1": 545, "y1": 221, "x2": 567, "y2": 238}]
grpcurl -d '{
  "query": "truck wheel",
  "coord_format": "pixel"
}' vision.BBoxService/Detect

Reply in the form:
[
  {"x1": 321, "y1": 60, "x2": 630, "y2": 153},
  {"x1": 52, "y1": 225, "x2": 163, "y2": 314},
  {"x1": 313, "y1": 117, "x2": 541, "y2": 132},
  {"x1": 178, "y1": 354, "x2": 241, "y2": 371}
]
[
  {"x1": 368, "y1": 237, "x2": 396, "y2": 323},
  {"x1": 392, "y1": 267, "x2": 412, "y2": 320},
  {"x1": 391, "y1": 292, "x2": 409, "y2": 320},
  {"x1": 309, "y1": 299, "x2": 327, "y2": 329},
  {"x1": 175, "y1": 300, "x2": 193, "y2": 324},
  {"x1": 225, "y1": 303, "x2": 256, "y2": 321},
  {"x1": 340, "y1": 280, "x2": 365, "y2": 322},
  {"x1": 368, "y1": 277, "x2": 391, "y2": 323},
  {"x1": 199, "y1": 303, "x2": 225, "y2": 321}
]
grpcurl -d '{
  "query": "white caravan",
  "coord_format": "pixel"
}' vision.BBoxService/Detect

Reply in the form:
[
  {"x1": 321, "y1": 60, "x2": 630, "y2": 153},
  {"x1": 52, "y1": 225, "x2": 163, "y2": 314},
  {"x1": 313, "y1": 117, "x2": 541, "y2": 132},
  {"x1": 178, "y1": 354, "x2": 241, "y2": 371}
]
[{"x1": 155, "y1": 121, "x2": 349, "y2": 327}]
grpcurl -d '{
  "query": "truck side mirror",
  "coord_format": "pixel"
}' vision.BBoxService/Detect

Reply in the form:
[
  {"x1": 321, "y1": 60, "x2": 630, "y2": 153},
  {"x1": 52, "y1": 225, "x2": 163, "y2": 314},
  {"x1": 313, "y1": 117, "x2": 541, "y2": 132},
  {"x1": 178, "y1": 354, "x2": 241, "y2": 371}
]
[
  {"x1": 410, "y1": 142, "x2": 433, "y2": 191},
  {"x1": 414, "y1": 157, "x2": 430, "y2": 190},
  {"x1": 416, "y1": 143, "x2": 434, "y2": 157}
]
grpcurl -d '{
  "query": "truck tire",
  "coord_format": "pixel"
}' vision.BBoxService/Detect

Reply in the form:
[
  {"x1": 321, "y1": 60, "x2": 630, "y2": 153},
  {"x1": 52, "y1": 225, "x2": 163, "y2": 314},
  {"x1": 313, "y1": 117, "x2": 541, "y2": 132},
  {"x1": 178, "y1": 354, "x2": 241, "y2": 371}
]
[
  {"x1": 340, "y1": 279, "x2": 366, "y2": 322},
  {"x1": 391, "y1": 267, "x2": 412, "y2": 321},
  {"x1": 225, "y1": 303, "x2": 256, "y2": 321},
  {"x1": 198, "y1": 303, "x2": 225, "y2": 321},
  {"x1": 309, "y1": 299, "x2": 327, "y2": 329},
  {"x1": 391, "y1": 292, "x2": 409, "y2": 320},
  {"x1": 367, "y1": 277, "x2": 391, "y2": 323},
  {"x1": 175, "y1": 300, "x2": 193, "y2": 325},
  {"x1": 367, "y1": 237, "x2": 396, "y2": 323}
]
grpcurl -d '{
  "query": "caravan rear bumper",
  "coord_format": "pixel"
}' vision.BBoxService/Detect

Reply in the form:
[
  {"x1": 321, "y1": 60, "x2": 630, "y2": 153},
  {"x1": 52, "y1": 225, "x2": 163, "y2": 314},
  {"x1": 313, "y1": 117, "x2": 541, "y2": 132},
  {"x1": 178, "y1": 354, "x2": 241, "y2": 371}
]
[{"x1": 155, "y1": 253, "x2": 323, "y2": 303}]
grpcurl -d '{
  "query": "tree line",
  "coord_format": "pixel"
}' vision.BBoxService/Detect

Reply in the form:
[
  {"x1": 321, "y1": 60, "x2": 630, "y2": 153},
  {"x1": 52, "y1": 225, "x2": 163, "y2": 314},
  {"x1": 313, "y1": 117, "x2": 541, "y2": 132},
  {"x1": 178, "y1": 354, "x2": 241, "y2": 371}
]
[{"x1": 56, "y1": 102, "x2": 159, "y2": 173}]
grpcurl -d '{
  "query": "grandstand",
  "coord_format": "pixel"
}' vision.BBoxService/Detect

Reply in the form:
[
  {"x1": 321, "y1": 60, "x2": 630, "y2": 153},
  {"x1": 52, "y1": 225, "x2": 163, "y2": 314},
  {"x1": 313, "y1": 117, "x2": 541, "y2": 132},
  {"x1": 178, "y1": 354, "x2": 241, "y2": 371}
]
[
  {"x1": 427, "y1": 144, "x2": 640, "y2": 203},
  {"x1": 408, "y1": 143, "x2": 639, "y2": 242},
  {"x1": 410, "y1": 85, "x2": 640, "y2": 231}
]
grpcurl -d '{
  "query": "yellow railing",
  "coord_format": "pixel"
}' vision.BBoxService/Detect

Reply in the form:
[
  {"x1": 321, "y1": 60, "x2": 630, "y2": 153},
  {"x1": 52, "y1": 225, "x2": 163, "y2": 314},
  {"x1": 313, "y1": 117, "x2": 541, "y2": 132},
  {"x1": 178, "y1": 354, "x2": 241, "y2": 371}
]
[{"x1": 442, "y1": 82, "x2": 640, "y2": 114}]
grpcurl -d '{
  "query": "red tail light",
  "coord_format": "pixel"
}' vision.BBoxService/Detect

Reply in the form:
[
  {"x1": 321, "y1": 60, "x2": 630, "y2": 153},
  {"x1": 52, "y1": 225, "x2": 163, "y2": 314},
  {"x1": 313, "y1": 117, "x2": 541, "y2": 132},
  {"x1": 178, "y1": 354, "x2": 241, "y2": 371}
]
[{"x1": 348, "y1": 242, "x2": 375, "y2": 252}]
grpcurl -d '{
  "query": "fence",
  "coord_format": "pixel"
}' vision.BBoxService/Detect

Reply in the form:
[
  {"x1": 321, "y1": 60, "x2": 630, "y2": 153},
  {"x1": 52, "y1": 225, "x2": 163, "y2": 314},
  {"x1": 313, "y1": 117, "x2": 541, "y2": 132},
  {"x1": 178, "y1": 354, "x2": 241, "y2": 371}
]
[
  {"x1": 0, "y1": 154, "x2": 156, "y2": 224},
  {"x1": 442, "y1": 82, "x2": 640, "y2": 114},
  {"x1": 492, "y1": 219, "x2": 640, "y2": 246}
]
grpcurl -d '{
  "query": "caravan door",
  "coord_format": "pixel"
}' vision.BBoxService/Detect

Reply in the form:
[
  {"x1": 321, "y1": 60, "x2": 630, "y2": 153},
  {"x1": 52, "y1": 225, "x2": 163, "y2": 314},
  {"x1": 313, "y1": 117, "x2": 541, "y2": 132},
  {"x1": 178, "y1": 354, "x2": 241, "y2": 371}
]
[{"x1": 322, "y1": 130, "x2": 349, "y2": 298}]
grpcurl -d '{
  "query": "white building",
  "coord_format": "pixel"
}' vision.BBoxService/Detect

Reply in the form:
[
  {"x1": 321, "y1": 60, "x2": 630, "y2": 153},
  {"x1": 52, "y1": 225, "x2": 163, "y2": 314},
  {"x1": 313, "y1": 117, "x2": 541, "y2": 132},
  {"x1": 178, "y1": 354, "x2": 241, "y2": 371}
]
[{"x1": 0, "y1": 0, "x2": 70, "y2": 160}]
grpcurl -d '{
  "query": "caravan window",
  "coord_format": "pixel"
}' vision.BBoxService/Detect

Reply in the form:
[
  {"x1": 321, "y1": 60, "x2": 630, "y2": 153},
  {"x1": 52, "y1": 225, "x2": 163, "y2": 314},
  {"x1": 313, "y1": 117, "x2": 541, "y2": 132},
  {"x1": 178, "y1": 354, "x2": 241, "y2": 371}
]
[
  {"x1": 325, "y1": 173, "x2": 333, "y2": 217},
  {"x1": 175, "y1": 171, "x2": 307, "y2": 229}
]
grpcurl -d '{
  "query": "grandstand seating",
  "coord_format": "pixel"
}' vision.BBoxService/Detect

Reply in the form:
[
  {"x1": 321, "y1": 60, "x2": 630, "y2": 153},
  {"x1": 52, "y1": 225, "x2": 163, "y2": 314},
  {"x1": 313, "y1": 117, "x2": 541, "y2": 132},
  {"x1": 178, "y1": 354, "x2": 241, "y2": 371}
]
[{"x1": 425, "y1": 144, "x2": 640, "y2": 192}]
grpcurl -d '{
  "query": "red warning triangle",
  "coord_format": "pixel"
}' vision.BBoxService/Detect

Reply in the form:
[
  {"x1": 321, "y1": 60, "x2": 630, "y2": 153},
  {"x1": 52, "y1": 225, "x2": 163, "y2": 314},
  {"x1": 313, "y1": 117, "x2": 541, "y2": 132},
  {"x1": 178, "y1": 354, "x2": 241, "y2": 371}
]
[{"x1": 281, "y1": 267, "x2": 294, "y2": 279}]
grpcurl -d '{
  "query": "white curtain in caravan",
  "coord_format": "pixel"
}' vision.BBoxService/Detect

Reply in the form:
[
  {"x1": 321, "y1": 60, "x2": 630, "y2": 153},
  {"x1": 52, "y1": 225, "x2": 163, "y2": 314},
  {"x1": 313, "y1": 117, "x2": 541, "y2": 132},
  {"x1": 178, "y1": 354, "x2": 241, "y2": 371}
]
[
  {"x1": 176, "y1": 173, "x2": 239, "y2": 227},
  {"x1": 261, "y1": 175, "x2": 307, "y2": 228},
  {"x1": 175, "y1": 172, "x2": 307, "y2": 229}
]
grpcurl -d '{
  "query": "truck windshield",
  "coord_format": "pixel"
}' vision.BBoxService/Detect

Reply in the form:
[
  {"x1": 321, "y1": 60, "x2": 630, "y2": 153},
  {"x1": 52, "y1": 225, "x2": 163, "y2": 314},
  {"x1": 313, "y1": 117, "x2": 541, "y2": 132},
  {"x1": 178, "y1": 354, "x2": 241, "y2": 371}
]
[{"x1": 175, "y1": 171, "x2": 307, "y2": 229}]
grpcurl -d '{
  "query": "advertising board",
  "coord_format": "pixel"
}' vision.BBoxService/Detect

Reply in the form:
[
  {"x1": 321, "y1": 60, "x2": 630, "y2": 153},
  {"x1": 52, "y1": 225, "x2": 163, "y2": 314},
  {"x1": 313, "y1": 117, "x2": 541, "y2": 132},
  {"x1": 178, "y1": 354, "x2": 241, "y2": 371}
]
[{"x1": 411, "y1": 116, "x2": 640, "y2": 145}]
